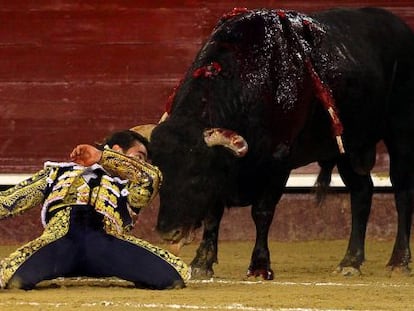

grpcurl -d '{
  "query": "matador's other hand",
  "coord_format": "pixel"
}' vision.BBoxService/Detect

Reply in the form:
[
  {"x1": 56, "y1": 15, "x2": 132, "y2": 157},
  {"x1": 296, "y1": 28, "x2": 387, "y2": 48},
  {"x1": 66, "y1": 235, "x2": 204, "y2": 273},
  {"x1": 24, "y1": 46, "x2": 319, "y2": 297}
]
[{"x1": 70, "y1": 144, "x2": 102, "y2": 167}]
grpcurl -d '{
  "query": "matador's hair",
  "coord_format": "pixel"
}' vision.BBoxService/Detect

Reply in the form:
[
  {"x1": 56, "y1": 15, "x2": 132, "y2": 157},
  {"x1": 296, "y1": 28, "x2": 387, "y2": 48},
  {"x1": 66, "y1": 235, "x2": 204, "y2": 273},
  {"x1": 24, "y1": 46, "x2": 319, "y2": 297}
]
[{"x1": 96, "y1": 130, "x2": 150, "y2": 155}]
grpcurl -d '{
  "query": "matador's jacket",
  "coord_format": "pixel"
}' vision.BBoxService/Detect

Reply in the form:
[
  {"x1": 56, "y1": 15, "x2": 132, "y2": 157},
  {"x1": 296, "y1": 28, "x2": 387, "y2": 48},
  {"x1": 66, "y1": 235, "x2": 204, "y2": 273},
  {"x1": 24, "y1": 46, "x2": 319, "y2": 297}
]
[{"x1": 0, "y1": 148, "x2": 190, "y2": 289}]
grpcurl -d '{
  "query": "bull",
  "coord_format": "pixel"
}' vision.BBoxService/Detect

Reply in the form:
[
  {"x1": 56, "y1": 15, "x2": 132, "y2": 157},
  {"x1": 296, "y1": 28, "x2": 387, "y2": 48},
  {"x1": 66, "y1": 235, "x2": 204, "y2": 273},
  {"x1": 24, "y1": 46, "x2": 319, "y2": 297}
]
[{"x1": 140, "y1": 7, "x2": 414, "y2": 278}]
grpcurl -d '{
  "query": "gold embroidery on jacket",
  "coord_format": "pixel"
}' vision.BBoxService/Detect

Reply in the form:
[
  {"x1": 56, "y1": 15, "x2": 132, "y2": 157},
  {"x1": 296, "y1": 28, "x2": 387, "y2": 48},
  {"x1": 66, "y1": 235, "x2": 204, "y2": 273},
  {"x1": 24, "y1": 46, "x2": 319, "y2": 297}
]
[
  {"x1": 99, "y1": 149, "x2": 162, "y2": 203},
  {"x1": 0, "y1": 169, "x2": 49, "y2": 219},
  {"x1": 94, "y1": 177, "x2": 123, "y2": 234},
  {"x1": 43, "y1": 168, "x2": 84, "y2": 208},
  {"x1": 0, "y1": 208, "x2": 71, "y2": 287},
  {"x1": 127, "y1": 181, "x2": 154, "y2": 210}
]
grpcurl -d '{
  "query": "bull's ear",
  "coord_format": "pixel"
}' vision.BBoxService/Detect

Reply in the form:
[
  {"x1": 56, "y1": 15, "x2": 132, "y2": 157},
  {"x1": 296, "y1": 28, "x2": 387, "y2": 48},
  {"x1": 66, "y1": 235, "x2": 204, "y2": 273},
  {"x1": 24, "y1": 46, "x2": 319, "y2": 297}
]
[
  {"x1": 203, "y1": 128, "x2": 248, "y2": 157},
  {"x1": 130, "y1": 124, "x2": 157, "y2": 141}
]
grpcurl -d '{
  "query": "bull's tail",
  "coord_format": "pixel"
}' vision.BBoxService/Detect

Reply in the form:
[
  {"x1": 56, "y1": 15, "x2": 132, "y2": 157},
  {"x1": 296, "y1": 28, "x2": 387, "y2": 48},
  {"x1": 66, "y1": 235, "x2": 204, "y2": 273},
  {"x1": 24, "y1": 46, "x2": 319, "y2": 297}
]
[{"x1": 313, "y1": 160, "x2": 336, "y2": 207}]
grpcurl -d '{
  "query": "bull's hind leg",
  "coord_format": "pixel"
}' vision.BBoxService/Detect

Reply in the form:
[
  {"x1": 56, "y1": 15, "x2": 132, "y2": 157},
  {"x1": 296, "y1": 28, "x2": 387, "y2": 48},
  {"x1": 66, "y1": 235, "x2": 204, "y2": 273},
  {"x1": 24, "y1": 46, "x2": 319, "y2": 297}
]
[
  {"x1": 335, "y1": 157, "x2": 374, "y2": 276},
  {"x1": 190, "y1": 204, "x2": 224, "y2": 279},
  {"x1": 384, "y1": 47, "x2": 414, "y2": 274},
  {"x1": 384, "y1": 138, "x2": 414, "y2": 275}
]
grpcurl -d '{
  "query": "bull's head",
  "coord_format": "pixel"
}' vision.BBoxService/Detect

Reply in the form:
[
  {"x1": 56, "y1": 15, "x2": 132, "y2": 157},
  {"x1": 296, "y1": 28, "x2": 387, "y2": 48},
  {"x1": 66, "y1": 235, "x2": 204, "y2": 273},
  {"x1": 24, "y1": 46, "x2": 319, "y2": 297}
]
[{"x1": 134, "y1": 120, "x2": 248, "y2": 249}]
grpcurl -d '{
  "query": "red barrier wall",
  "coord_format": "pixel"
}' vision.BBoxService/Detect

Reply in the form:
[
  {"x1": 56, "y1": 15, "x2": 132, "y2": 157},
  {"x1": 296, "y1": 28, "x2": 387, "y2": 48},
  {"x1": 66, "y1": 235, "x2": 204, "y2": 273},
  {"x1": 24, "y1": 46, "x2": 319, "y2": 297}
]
[{"x1": 0, "y1": 0, "x2": 413, "y2": 173}]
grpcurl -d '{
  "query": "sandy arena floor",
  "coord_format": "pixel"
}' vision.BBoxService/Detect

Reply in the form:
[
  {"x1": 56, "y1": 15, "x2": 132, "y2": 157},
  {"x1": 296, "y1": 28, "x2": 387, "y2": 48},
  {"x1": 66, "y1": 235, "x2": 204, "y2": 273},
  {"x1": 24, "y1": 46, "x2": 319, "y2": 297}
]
[{"x1": 0, "y1": 240, "x2": 413, "y2": 311}]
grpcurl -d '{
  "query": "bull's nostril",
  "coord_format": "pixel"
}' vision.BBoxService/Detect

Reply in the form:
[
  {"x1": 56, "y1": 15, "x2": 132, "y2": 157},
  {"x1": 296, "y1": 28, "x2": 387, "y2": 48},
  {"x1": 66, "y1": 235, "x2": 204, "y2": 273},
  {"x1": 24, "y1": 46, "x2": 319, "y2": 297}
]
[
  {"x1": 171, "y1": 229, "x2": 182, "y2": 241},
  {"x1": 157, "y1": 224, "x2": 184, "y2": 242},
  {"x1": 156, "y1": 219, "x2": 170, "y2": 234}
]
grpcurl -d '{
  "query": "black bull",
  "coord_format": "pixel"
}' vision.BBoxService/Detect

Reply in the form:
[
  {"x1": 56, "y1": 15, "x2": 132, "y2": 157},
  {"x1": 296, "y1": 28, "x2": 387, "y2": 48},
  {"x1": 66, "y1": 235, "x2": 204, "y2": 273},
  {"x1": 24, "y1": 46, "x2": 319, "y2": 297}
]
[{"x1": 141, "y1": 7, "x2": 414, "y2": 278}]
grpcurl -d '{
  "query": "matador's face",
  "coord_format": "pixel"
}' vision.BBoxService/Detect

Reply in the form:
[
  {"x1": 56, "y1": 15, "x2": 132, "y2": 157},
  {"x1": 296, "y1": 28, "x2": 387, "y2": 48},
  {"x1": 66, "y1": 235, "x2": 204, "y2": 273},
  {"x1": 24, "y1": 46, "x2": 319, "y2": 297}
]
[{"x1": 114, "y1": 142, "x2": 148, "y2": 162}]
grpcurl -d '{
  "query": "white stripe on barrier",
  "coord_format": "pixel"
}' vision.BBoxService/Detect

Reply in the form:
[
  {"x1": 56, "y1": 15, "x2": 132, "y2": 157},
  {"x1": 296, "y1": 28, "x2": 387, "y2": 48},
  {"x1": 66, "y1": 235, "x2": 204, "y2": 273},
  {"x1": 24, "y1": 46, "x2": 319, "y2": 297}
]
[
  {"x1": 0, "y1": 173, "x2": 32, "y2": 185},
  {"x1": 284, "y1": 173, "x2": 391, "y2": 188},
  {"x1": 0, "y1": 173, "x2": 391, "y2": 187}
]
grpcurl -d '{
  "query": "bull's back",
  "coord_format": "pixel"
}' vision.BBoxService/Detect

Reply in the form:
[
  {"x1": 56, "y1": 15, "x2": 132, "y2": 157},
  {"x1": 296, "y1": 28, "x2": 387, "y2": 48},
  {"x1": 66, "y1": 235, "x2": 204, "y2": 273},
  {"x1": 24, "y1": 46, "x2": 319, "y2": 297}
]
[
  {"x1": 313, "y1": 7, "x2": 414, "y2": 93},
  {"x1": 313, "y1": 7, "x2": 414, "y2": 53},
  {"x1": 313, "y1": 8, "x2": 414, "y2": 145},
  {"x1": 288, "y1": 8, "x2": 414, "y2": 167}
]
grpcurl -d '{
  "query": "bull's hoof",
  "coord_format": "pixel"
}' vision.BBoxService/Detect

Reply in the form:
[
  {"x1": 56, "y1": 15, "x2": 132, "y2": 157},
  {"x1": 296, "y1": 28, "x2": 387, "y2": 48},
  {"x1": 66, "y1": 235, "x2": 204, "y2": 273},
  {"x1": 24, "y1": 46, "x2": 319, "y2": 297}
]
[
  {"x1": 246, "y1": 268, "x2": 274, "y2": 280},
  {"x1": 386, "y1": 265, "x2": 412, "y2": 277},
  {"x1": 190, "y1": 266, "x2": 214, "y2": 279},
  {"x1": 332, "y1": 266, "x2": 361, "y2": 277}
]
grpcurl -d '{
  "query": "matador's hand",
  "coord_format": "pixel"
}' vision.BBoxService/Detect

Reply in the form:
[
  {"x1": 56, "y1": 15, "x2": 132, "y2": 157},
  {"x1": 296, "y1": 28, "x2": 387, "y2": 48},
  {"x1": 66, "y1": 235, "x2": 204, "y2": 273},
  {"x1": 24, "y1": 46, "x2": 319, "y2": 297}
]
[{"x1": 70, "y1": 144, "x2": 103, "y2": 167}]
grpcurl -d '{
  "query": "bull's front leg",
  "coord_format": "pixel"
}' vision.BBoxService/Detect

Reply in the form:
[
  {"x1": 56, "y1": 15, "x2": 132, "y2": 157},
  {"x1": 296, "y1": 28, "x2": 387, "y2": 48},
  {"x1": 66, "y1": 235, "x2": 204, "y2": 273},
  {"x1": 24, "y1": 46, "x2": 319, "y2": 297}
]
[
  {"x1": 247, "y1": 170, "x2": 288, "y2": 280},
  {"x1": 247, "y1": 203, "x2": 277, "y2": 280},
  {"x1": 190, "y1": 204, "x2": 224, "y2": 279}
]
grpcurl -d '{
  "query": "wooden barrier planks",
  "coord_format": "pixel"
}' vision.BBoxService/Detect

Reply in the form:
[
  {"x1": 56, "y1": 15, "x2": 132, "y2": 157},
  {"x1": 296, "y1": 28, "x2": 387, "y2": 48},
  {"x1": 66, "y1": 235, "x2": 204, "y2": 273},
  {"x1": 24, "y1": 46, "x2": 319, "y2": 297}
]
[{"x1": 0, "y1": 0, "x2": 413, "y2": 173}]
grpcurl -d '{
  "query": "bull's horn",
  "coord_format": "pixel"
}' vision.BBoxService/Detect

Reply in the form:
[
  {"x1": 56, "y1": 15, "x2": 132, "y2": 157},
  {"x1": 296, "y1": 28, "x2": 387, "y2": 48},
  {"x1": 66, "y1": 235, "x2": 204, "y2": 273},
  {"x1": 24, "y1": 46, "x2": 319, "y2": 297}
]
[
  {"x1": 130, "y1": 124, "x2": 156, "y2": 141},
  {"x1": 203, "y1": 128, "x2": 248, "y2": 157},
  {"x1": 130, "y1": 112, "x2": 169, "y2": 142},
  {"x1": 159, "y1": 111, "x2": 169, "y2": 123}
]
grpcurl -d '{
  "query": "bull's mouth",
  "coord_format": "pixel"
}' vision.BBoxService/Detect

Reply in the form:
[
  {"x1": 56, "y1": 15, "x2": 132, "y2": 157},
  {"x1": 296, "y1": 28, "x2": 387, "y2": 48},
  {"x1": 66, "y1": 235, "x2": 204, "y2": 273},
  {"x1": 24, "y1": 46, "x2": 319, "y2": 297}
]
[{"x1": 165, "y1": 228, "x2": 197, "y2": 256}]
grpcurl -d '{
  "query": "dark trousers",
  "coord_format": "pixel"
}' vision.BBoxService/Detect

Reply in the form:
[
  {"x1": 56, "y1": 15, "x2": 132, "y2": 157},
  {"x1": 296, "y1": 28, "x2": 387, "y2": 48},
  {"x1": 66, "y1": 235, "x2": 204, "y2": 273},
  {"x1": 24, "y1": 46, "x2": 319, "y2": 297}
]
[{"x1": 6, "y1": 206, "x2": 185, "y2": 290}]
